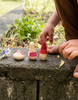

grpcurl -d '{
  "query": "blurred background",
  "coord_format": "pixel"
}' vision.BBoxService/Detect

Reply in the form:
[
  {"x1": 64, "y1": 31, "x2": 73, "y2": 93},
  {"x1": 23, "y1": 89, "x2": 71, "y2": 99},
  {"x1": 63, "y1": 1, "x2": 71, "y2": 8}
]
[
  {"x1": 0, "y1": 0, "x2": 65, "y2": 48},
  {"x1": 0, "y1": 0, "x2": 24, "y2": 16}
]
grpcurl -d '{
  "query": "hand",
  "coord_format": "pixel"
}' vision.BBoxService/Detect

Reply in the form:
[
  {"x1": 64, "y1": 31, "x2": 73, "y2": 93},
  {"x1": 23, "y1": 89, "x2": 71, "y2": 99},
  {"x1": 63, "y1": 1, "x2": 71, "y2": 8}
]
[
  {"x1": 38, "y1": 23, "x2": 54, "y2": 44},
  {"x1": 38, "y1": 10, "x2": 61, "y2": 44},
  {"x1": 59, "y1": 39, "x2": 78, "y2": 60},
  {"x1": 47, "y1": 44, "x2": 60, "y2": 54}
]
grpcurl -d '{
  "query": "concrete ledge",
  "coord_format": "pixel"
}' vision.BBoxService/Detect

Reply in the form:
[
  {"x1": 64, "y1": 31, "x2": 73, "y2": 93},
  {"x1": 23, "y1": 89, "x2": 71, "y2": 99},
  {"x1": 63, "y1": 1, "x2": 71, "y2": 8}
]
[
  {"x1": 0, "y1": 48, "x2": 78, "y2": 100},
  {"x1": 0, "y1": 48, "x2": 77, "y2": 81}
]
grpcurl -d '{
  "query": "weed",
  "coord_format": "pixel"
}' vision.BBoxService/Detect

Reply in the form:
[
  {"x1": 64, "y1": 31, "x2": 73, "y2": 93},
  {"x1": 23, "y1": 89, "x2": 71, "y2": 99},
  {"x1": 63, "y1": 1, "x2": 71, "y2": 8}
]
[{"x1": 3, "y1": 15, "x2": 45, "y2": 47}]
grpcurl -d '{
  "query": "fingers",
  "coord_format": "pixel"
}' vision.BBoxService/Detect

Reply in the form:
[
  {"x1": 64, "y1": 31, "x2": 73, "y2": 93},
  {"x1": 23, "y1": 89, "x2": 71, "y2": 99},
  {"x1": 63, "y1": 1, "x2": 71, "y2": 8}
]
[
  {"x1": 47, "y1": 47, "x2": 54, "y2": 54},
  {"x1": 40, "y1": 31, "x2": 47, "y2": 42},
  {"x1": 37, "y1": 35, "x2": 46, "y2": 44},
  {"x1": 59, "y1": 40, "x2": 78, "y2": 59},
  {"x1": 59, "y1": 42, "x2": 69, "y2": 55},
  {"x1": 37, "y1": 37, "x2": 43, "y2": 44},
  {"x1": 68, "y1": 50, "x2": 78, "y2": 60},
  {"x1": 37, "y1": 31, "x2": 47, "y2": 44},
  {"x1": 62, "y1": 47, "x2": 76, "y2": 59},
  {"x1": 62, "y1": 46, "x2": 78, "y2": 60},
  {"x1": 38, "y1": 26, "x2": 54, "y2": 44},
  {"x1": 47, "y1": 45, "x2": 60, "y2": 54},
  {"x1": 47, "y1": 46, "x2": 53, "y2": 49}
]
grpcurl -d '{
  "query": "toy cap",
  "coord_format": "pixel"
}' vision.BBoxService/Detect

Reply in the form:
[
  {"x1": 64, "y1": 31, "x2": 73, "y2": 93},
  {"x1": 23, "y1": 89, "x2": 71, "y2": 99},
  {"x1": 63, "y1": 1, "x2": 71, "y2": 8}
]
[
  {"x1": 17, "y1": 49, "x2": 24, "y2": 55},
  {"x1": 40, "y1": 42, "x2": 47, "y2": 54}
]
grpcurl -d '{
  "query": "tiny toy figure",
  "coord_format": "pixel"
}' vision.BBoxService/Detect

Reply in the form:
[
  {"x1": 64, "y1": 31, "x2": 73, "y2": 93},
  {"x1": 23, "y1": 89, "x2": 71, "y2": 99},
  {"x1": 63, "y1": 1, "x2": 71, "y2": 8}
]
[
  {"x1": 39, "y1": 42, "x2": 47, "y2": 60},
  {"x1": 0, "y1": 48, "x2": 11, "y2": 59},
  {"x1": 13, "y1": 49, "x2": 25, "y2": 60},
  {"x1": 28, "y1": 42, "x2": 37, "y2": 60}
]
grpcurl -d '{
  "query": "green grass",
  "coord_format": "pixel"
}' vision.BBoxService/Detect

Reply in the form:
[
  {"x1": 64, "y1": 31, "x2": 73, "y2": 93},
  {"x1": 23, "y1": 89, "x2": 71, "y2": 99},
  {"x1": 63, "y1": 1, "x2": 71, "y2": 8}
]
[{"x1": 0, "y1": 0, "x2": 24, "y2": 16}]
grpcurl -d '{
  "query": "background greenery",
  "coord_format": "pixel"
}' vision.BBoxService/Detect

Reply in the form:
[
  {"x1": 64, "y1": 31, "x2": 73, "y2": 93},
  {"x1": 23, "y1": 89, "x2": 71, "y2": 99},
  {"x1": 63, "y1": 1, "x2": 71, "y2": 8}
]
[
  {"x1": 1, "y1": 0, "x2": 65, "y2": 48},
  {"x1": 0, "y1": 0, "x2": 23, "y2": 16}
]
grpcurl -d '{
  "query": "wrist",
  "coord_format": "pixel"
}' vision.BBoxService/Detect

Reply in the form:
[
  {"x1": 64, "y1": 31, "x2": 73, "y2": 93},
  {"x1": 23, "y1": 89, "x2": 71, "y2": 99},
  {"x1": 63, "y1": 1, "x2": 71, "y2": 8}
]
[{"x1": 47, "y1": 21, "x2": 55, "y2": 28}]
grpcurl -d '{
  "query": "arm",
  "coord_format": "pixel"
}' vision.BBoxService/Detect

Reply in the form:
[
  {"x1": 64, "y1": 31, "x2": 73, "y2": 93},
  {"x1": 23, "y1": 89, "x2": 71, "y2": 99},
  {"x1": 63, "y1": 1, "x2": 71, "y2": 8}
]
[{"x1": 48, "y1": 10, "x2": 61, "y2": 27}]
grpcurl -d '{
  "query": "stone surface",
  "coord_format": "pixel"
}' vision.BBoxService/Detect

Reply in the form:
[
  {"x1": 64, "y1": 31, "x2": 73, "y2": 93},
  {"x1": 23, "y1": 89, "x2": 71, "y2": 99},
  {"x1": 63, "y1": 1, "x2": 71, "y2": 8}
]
[
  {"x1": 0, "y1": 48, "x2": 78, "y2": 81},
  {"x1": 0, "y1": 48, "x2": 78, "y2": 100},
  {"x1": 0, "y1": 77, "x2": 36, "y2": 100},
  {"x1": 39, "y1": 78, "x2": 78, "y2": 100}
]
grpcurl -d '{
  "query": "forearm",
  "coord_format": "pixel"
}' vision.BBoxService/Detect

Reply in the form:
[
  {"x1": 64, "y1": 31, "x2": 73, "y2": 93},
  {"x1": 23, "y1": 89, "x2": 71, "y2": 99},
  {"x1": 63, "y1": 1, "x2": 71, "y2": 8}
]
[{"x1": 48, "y1": 10, "x2": 61, "y2": 27}]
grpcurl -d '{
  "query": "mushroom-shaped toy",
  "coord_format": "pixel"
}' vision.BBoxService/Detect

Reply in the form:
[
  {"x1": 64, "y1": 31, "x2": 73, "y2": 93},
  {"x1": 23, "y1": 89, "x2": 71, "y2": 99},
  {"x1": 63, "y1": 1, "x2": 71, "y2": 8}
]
[
  {"x1": 28, "y1": 42, "x2": 37, "y2": 60},
  {"x1": 39, "y1": 42, "x2": 47, "y2": 60},
  {"x1": 13, "y1": 49, "x2": 25, "y2": 60}
]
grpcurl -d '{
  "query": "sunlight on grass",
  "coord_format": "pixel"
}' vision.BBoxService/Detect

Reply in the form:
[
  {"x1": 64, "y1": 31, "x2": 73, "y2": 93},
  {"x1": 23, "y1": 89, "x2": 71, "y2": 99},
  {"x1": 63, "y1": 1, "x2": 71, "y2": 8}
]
[
  {"x1": 0, "y1": 0, "x2": 24, "y2": 16},
  {"x1": 25, "y1": 0, "x2": 55, "y2": 14}
]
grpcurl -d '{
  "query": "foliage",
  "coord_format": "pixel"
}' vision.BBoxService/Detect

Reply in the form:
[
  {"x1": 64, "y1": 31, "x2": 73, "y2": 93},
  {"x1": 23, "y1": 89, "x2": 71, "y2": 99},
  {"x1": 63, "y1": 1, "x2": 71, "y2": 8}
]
[
  {"x1": 1, "y1": 0, "x2": 65, "y2": 48},
  {"x1": 2, "y1": 15, "x2": 45, "y2": 47},
  {"x1": 13, "y1": 16, "x2": 45, "y2": 41},
  {"x1": 25, "y1": 0, "x2": 55, "y2": 14}
]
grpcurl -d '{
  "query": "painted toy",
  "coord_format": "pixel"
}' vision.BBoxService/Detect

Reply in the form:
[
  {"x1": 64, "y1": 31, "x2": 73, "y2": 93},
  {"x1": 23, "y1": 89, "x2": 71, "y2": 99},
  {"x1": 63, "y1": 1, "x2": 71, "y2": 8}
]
[
  {"x1": 28, "y1": 42, "x2": 37, "y2": 60},
  {"x1": 39, "y1": 42, "x2": 47, "y2": 60},
  {"x1": 13, "y1": 49, "x2": 25, "y2": 60}
]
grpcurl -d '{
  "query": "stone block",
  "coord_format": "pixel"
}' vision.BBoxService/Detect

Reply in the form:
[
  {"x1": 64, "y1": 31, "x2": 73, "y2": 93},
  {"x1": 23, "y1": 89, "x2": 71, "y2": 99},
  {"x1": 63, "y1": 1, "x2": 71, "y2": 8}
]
[
  {"x1": 0, "y1": 77, "x2": 36, "y2": 100},
  {"x1": 39, "y1": 78, "x2": 78, "y2": 100}
]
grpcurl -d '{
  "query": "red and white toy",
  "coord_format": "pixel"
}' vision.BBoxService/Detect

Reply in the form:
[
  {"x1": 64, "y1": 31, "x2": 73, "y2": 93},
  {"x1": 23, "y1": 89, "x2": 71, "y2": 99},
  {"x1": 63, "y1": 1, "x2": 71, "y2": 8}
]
[
  {"x1": 28, "y1": 42, "x2": 37, "y2": 60},
  {"x1": 13, "y1": 49, "x2": 25, "y2": 60},
  {"x1": 39, "y1": 42, "x2": 47, "y2": 60}
]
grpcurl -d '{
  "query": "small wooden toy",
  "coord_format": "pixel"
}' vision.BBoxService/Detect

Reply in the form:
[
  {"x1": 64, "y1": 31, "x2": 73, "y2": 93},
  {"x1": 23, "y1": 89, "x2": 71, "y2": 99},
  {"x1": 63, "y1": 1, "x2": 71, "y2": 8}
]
[
  {"x1": 39, "y1": 42, "x2": 47, "y2": 60},
  {"x1": 28, "y1": 42, "x2": 37, "y2": 60},
  {"x1": 13, "y1": 49, "x2": 25, "y2": 60}
]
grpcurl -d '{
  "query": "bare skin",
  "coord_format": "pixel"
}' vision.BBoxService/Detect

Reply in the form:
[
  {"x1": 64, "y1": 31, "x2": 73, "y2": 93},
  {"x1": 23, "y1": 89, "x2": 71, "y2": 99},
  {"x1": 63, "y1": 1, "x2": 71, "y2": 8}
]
[
  {"x1": 38, "y1": 10, "x2": 78, "y2": 78},
  {"x1": 47, "y1": 44, "x2": 60, "y2": 54},
  {"x1": 59, "y1": 40, "x2": 78, "y2": 60},
  {"x1": 38, "y1": 10, "x2": 60, "y2": 44},
  {"x1": 73, "y1": 65, "x2": 78, "y2": 78},
  {"x1": 47, "y1": 40, "x2": 78, "y2": 60}
]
